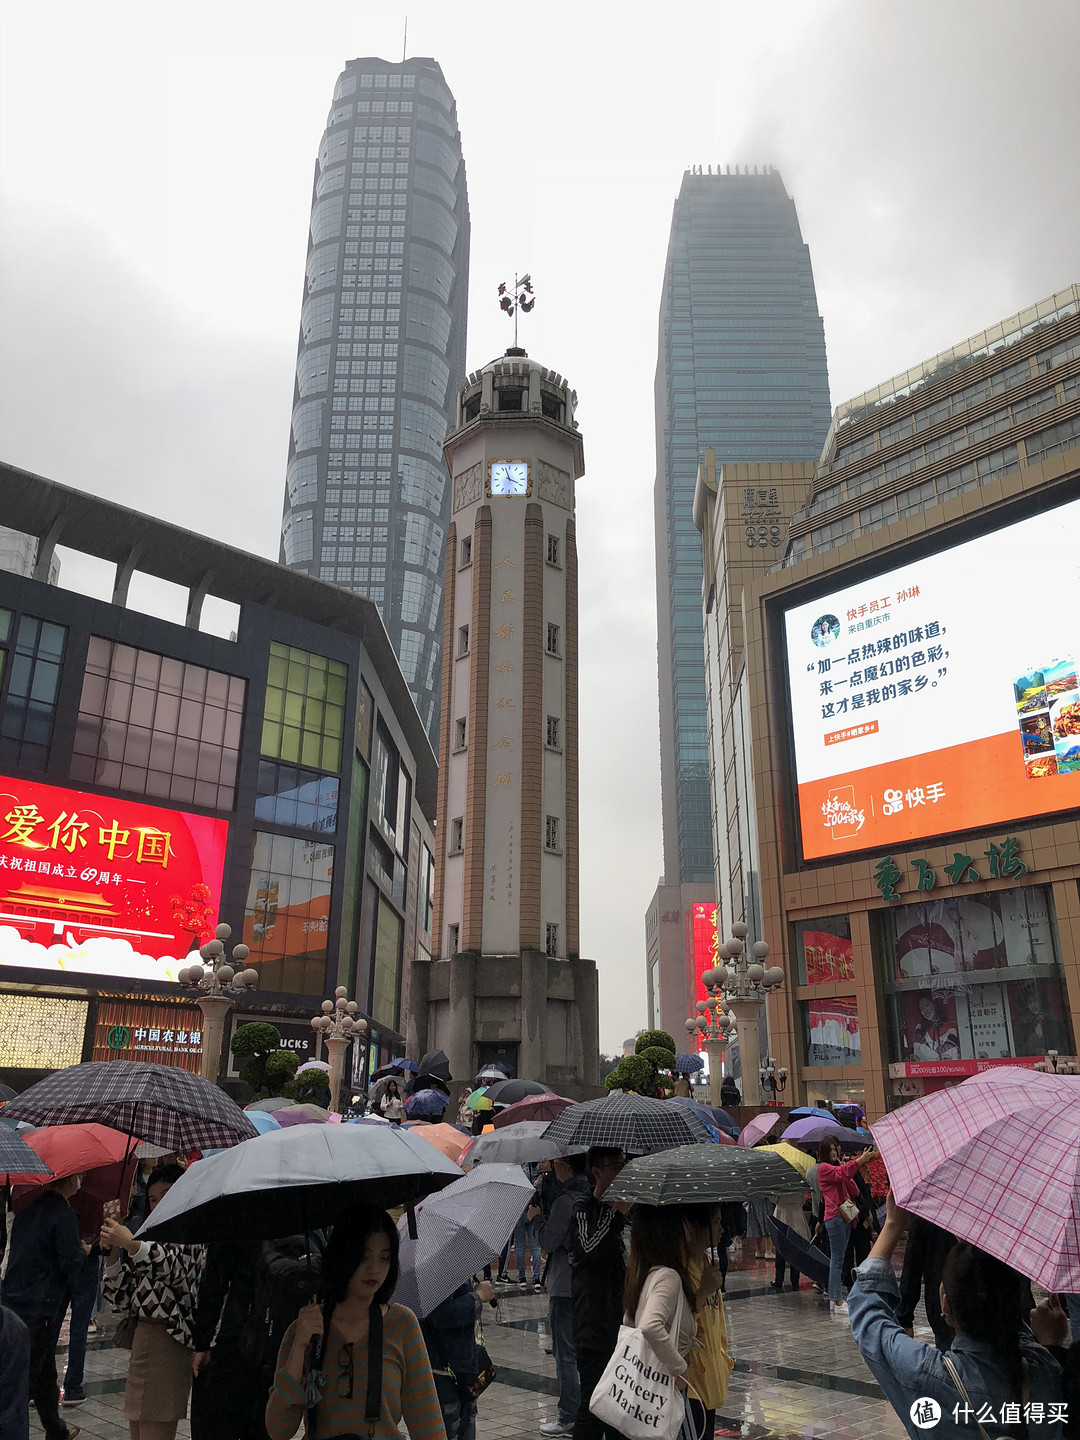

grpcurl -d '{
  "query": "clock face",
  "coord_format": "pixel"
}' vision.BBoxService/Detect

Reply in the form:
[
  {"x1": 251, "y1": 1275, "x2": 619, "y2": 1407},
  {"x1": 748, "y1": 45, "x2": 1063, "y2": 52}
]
[{"x1": 488, "y1": 461, "x2": 530, "y2": 496}]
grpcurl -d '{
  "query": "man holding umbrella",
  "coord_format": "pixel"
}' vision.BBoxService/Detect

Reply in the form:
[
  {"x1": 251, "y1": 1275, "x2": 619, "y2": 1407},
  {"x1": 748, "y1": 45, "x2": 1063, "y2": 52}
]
[{"x1": 567, "y1": 1148, "x2": 630, "y2": 1440}]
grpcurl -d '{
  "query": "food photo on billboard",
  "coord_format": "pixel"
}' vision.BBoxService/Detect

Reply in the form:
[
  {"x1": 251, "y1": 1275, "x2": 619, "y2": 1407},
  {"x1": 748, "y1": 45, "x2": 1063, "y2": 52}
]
[
  {"x1": 0, "y1": 774, "x2": 228, "y2": 983},
  {"x1": 782, "y1": 493, "x2": 1080, "y2": 859}
]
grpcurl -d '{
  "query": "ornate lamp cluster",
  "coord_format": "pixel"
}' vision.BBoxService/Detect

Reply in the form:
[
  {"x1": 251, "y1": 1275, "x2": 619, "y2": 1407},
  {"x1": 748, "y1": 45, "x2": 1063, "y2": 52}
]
[
  {"x1": 759, "y1": 1055, "x2": 789, "y2": 1103},
  {"x1": 705, "y1": 921, "x2": 784, "y2": 1004},
  {"x1": 310, "y1": 986, "x2": 367, "y2": 1046},
  {"x1": 177, "y1": 922, "x2": 259, "y2": 996}
]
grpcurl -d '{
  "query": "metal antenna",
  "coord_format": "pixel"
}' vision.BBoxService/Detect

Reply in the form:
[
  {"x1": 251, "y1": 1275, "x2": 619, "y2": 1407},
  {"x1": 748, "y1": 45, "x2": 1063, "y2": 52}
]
[
  {"x1": 402, "y1": 16, "x2": 407, "y2": 61},
  {"x1": 497, "y1": 273, "x2": 536, "y2": 346}
]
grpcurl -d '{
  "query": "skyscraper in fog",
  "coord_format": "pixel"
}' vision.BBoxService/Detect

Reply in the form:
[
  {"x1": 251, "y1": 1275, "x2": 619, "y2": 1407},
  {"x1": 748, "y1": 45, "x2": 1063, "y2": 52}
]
[
  {"x1": 647, "y1": 166, "x2": 830, "y2": 1034},
  {"x1": 279, "y1": 57, "x2": 470, "y2": 745}
]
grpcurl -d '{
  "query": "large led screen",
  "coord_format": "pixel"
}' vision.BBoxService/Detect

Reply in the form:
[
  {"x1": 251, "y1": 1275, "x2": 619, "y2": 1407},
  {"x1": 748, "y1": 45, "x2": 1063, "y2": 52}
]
[
  {"x1": 785, "y1": 494, "x2": 1080, "y2": 859},
  {"x1": 0, "y1": 775, "x2": 228, "y2": 981},
  {"x1": 691, "y1": 901, "x2": 719, "y2": 1054}
]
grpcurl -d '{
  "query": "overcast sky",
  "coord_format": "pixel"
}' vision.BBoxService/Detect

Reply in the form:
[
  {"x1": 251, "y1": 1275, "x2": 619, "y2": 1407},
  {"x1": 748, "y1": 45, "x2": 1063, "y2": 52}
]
[{"x1": 1, "y1": 0, "x2": 1078, "y2": 1051}]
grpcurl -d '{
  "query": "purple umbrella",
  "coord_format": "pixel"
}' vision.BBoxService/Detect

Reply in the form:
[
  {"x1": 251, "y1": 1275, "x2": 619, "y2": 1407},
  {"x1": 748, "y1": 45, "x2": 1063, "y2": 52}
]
[
  {"x1": 738, "y1": 1112, "x2": 780, "y2": 1149},
  {"x1": 405, "y1": 1088, "x2": 449, "y2": 1118},
  {"x1": 782, "y1": 1117, "x2": 863, "y2": 1150}
]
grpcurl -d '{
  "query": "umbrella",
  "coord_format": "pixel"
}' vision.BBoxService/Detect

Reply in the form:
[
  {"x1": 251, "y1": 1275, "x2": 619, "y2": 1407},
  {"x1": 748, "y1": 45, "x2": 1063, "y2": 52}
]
[
  {"x1": 606, "y1": 1143, "x2": 805, "y2": 1206},
  {"x1": 0, "y1": 1127, "x2": 52, "y2": 1176},
  {"x1": 137, "y1": 1121, "x2": 462, "y2": 1243},
  {"x1": 245, "y1": 1096, "x2": 299, "y2": 1113},
  {"x1": 667, "y1": 1097, "x2": 740, "y2": 1138},
  {"x1": 0, "y1": 1081, "x2": 16, "y2": 1103},
  {"x1": 2, "y1": 1061, "x2": 258, "y2": 1151},
  {"x1": 781, "y1": 1116, "x2": 857, "y2": 1146},
  {"x1": 870, "y1": 1067, "x2": 1080, "y2": 1291},
  {"x1": 542, "y1": 1092, "x2": 712, "y2": 1156},
  {"x1": 465, "y1": 1088, "x2": 493, "y2": 1112},
  {"x1": 246, "y1": 1111, "x2": 282, "y2": 1135},
  {"x1": 273, "y1": 1108, "x2": 325, "y2": 1128},
  {"x1": 406, "y1": 1089, "x2": 449, "y2": 1118},
  {"x1": 408, "y1": 1123, "x2": 472, "y2": 1163},
  {"x1": 392, "y1": 1058, "x2": 420, "y2": 1074},
  {"x1": 371, "y1": 1063, "x2": 408, "y2": 1083},
  {"x1": 298, "y1": 1060, "x2": 331, "y2": 1073},
  {"x1": 462, "y1": 1121, "x2": 584, "y2": 1166},
  {"x1": 483, "y1": 1078, "x2": 553, "y2": 1106},
  {"x1": 761, "y1": 1141, "x2": 815, "y2": 1178},
  {"x1": 4, "y1": 1123, "x2": 133, "y2": 1185},
  {"x1": 767, "y1": 1217, "x2": 830, "y2": 1287},
  {"x1": 674, "y1": 1055, "x2": 705, "y2": 1075},
  {"x1": 416, "y1": 1050, "x2": 452, "y2": 1082},
  {"x1": 490, "y1": 1093, "x2": 574, "y2": 1130},
  {"x1": 476, "y1": 1063, "x2": 512, "y2": 1083},
  {"x1": 789, "y1": 1106, "x2": 835, "y2": 1120},
  {"x1": 738, "y1": 1113, "x2": 780, "y2": 1149},
  {"x1": 394, "y1": 1163, "x2": 535, "y2": 1316}
]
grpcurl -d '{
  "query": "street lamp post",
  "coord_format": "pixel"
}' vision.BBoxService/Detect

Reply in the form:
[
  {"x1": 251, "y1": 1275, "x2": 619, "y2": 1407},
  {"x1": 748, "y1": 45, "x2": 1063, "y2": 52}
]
[
  {"x1": 177, "y1": 923, "x2": 260, "y2": 1084},
  {"x1": 697, "y1": 920, "x2": 784, "y2": 1106},
  {"x1": 685, "y1": 1003, "x2": 736, "y2": 1110},
  {"x1": 759, "y1": 1055, "x2": 789, "y2": 1106},
  {"x1": 310, "y1": 987, "x2": 367, "y2": 1114}
]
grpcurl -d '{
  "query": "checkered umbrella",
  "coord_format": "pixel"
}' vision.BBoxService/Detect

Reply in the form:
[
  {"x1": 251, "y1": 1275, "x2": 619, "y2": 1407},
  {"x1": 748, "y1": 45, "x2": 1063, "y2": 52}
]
[
  {"x1": 541, "y1": 1092, "x2": 711, "y2": 1156},
  {"x1": 394, "y1": 1162, "x2": 535, "y2": 1316},
  {"x1": 0, "y1": 1127, "x2": 52, "y2": 1176},
  {"x1": 1, "y1": 1061, "x2": 258, "y2": 1151},
  {"x1": 871, "y1": 1066, "x2": 1080, "y2": 1290},
  {"x1": 606, "y1": 1142, "x2": 805, "y2": 1206}
]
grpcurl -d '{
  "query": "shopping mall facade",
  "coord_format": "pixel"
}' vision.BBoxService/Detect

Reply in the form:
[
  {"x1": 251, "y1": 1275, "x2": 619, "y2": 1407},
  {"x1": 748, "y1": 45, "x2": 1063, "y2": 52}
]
[
  {"x1": 695, "y1": 284, "x2": 1080, "y2": 1118},
  {"x1": 0, "y1": 462, "x2": 436, "y2": 1095}
]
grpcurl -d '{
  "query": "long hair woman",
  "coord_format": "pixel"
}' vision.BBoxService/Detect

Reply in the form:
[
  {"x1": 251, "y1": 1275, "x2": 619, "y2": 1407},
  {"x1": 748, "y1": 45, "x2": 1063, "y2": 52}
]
[
  {"x1": 265, "y1": 1203, "x2": 445, "y2": 1440},
  {"x1": 817, "y1": 1138, "x2": 877, "y2": 1317},
  {"x1": 849, "y1": 1194, "x2": 1063, "y2": 1438}
]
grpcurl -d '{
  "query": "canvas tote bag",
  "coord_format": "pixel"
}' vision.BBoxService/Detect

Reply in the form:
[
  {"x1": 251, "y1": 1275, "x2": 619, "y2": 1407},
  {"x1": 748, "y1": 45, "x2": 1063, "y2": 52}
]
[{"x1": 589, "y1": 1271, "x2": 688, "y2": 1440}]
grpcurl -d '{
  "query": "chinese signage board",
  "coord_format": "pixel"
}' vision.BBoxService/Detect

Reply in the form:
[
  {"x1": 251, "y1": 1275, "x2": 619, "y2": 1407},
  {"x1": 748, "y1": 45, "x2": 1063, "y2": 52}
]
[
  {"x1": 92, "y1": 1000, "x2": 203, "y2": 1073},
  {"x1": 783, "y1": 495, "x2": 1080, "y2": 859},
  {"x1": 888, "y1": 1056, "x2": 1064, "y2": 1079},
  {"x1": 0, "y1": 774, "x2": 229, "y2": 983},
  {"x1": 0, "y1": 994, "x2": 87, "y2": 1069},
  {"x1": 690, "y1": 902, "x2": 719, "y2": 1054},
  {"x1": 226, "y1": 1013, "x2": 319, "y2": 1080}
]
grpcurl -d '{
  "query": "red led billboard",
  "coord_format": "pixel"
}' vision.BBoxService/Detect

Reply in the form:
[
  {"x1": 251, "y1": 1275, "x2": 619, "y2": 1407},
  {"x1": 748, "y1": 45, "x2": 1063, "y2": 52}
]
[
  {"x1": 691, "y1": 902, "x2": 719, "y2": 1053},
  {"x1": 0, "y1": 775, "x2": 228, "y2": 983}
]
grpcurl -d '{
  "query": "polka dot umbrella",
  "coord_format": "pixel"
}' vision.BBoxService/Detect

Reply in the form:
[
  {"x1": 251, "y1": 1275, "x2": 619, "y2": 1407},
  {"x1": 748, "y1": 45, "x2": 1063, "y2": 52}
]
[{"x1": 605, "y1": 1142, "x2": 805, "y2": 1206}]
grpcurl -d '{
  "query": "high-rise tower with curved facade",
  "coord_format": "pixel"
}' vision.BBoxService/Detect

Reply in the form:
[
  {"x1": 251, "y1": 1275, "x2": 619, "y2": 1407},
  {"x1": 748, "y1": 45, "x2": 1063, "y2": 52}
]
[{"x1": 279, "y1": 57, "x2": 470, "y2": 747}]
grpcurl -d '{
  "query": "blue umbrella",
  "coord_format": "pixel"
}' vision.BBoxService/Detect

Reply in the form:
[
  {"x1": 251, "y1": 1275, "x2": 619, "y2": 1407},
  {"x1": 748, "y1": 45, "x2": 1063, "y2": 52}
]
[
  {"x1": 391, "y1": 1058, "x2": 420, "y2": 1074},
  {"x1": 767, "y1": 1217, "x2": 830, "y2": 1288},
  {"x1": 667, "y1": 1096, "x2": 740, "y2": 1139},
  {"x1": 674, "y1": 1054, "x2": 705, "y2": 1075},
  {"x1": 788, "y1": 1106, "x2": 835, "y2": 1121},
  {"x1": 405, "y1": 1088, "x2": 449, "y2": 1118},
  {"x1": 246, "y1": 1110, "x2": 282, "y2": 1135}
]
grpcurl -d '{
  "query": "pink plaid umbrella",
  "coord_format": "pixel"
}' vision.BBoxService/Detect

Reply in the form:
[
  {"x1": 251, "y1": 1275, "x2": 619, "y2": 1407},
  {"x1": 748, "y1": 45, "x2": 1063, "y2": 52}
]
[{"x1": 871, "y1": 1066, "x2": 1080, "y2": 1290}]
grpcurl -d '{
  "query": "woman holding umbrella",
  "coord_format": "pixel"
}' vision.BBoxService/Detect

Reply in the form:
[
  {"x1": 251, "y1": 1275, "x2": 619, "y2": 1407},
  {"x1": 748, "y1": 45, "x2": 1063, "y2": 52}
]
[
  {"x1": 817, "y1": 1138, "x2": 877, "y2": 1318},
  {"x1": 266, "y1": 1203, "x2": 445, "y2": 1440}
]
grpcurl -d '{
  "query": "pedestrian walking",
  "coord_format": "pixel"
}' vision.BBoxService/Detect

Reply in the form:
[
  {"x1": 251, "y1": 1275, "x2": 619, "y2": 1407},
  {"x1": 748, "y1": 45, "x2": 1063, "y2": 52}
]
[
  {"x1": 533, "y1": 1153, "x2": 592, "y2": 1437},
  {"x1": 53, "y1": 1181, "x2": 110, "y2": 1408},
  {"x1": 265, "y1": 1203, "x2": 445, "y2": 1440},
  {"x1": 817, "y1": 1139, "x2": 877, "y2": 1316},
  {"x1": 421, "y1": 1277, "x2": 494, "y2": 1440},
  {"x1": 685, "y1": 1234, "x2": 735, "y2": 1440},
  {"x1": 567, "y1": 1147, "x2": 630, "y2": 1440},
  {"x1": 0, "y1": 1304, "x2": 31, "y2": 1440},
  {"x1": 849, "y1": 1194, "x2": 1064, "y2": 1440},
  {"x1": 1, "y1": 1171, "x2": 88, "y2": 1440},
  {"x1": 102, "y1": 1163, "x2": 205, "y2": 1440},
  {"x1": 769, "y1": 1191, "x2": 808, "y2": 1292},
  {"x1": 894, "y1": 1217, "x2": 958, "y2": 1352},
  {"x1": 512, "y1": 1200, "x2": 543, "y2": 1292}
]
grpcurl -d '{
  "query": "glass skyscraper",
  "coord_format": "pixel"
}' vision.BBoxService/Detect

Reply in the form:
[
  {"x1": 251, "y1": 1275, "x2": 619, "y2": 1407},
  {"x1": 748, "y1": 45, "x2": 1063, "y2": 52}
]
[
  {"x1": 654, "y1": 167, "x2": 830, "y2": 887},
  {"x1": 279, "y1": 57, "x2": 470, "y2": 746}
]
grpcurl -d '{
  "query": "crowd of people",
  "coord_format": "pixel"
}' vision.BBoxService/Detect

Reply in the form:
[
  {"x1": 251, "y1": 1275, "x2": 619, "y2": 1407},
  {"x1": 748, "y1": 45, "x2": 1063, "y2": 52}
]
[{"x1": 4, "y1": 1080, "x2": 1080, "y2": 1440}]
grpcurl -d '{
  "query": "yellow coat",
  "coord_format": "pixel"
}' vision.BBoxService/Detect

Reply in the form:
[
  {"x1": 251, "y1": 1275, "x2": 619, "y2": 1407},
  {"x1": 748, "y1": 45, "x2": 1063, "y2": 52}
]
[{"x1": 685, "y1": 1262, "x2": 734, "y2": 1409}]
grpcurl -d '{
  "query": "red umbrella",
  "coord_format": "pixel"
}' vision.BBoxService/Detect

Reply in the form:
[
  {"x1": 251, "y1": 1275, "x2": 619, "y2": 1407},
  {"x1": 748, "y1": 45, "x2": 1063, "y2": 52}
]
[
  {"x1": 5, "y1": 1123, "x2": 134, "y2": 1186},
  {"x1": 490, "y1": 1093, "x2": 575, "y2": 1129}
]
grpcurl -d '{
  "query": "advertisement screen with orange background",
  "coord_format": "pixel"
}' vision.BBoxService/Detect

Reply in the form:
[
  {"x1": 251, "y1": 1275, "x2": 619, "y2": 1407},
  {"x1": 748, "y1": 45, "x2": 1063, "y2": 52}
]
[{"x1": 783, "y1": 495, "x2": 1080, "y2": 860}]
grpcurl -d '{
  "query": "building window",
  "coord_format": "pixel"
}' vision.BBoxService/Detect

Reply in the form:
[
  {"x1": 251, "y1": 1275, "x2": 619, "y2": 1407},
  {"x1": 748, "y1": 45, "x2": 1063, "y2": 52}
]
[
  {"x1": 371, "y1": 895, "x2": 403, "y2": 1029},
  {"x1": 261, "y1": 643, "x2": 347, "y2": 773},
  {"x1": 497, "y1": 387, "x2": 523, "y2": 412},
  {"x1": 459, "y1": 536, "x2": 472, "y2": 567},
  {"x1": 0, "y1": 614, "x2": 66, "y2": 773},
  {"x1": 243, "y1": 830, "x2": 334, "y2": 994},
  {"x1": 449, "y1": 817, "x2": 463, "y2": 854},
  {"x1": 457, "y1": 625, "x2": 470, "y2": 657},
  {"x1": 72, "y1": 638, "x2": 244, "y2": 809},
  {"x1": 541, "y1": 391, "x2": 564, "y2": 422},
  {"x1": 254, "y1": 761, "x2": 339, "y2": 834},
  {"x1": 545, "y1": 923, "x2": 559, "y2": 958},
  {"x1": 546, "y1": 534, "x2": 561, "y2": 566},
  {"x1": 803, "y1": 997, "x2": 861, "y2": 1066},
  {"x1": 454, "y1": 717, "x2": 467, "y2": 750},
  {"x1": 447, "y1": 922, "x2": 459, "y2": 954},
  {"x1": 546, "y1": 715, "x2": 561, "y2": 750},
  {"x1": 420, "y1": 843, "x2": 435, "y2": 934},
  {"x1": 545, "y1": 815, "x2": 561, "y2": 852},
  {"x1": 546, "y1": 622, "x2": 561, "y2": 657}
]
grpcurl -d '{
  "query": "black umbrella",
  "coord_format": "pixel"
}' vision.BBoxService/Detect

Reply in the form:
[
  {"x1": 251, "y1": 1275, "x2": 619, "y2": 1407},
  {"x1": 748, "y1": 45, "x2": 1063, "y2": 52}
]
[
  {"x1": 483, "y1": 1078, "x2": 552, "y2": 1106},
  {"x1": 2, "y1": 1061, "x2": 257, "y2": 1151},
  {"x1": 542, "y1": 1092, "x2": 712, "y2": 1156},
  {"x1": 0, "y1": 1081, "x2": 17, "y2": 1103},
  {"x1": 767, "y1": 1217, "x2": 830, "y2": 1287},
  {"x1": 416, "y1": 1050, "x2": 452, "y2": 1082},
  {"x1": 136, "y1": 1121, "x2": 461, "y2": 1243},
  {"x1": 244, "y1": 1096, "x2": 300, "y2": 1113},
  {"x1": 605, "y1": 1143, "x2": 804, "y2": 1206},
  {"x1": 0, "y1": 1128, "x2": 52, "y2": 1175}
]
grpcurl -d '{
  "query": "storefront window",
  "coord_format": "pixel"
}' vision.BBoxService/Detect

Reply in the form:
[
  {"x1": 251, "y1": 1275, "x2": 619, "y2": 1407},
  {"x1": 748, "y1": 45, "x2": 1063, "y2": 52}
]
[
  {"x1": 877, "y1": 885, "x2": 1074, "y2": 1063},
  {"x1": 243, "y1": 831, "x2": 334, "y2": 994},
  {"x1": 371, "y1": 895, "x2": 402, "y2": 1029},
  {"x1": 803, "y1": 997, "x2": 861, "y2": 1066},
  {"x1": 793, "y1": 915, "x2": 854, "y2": 984}
]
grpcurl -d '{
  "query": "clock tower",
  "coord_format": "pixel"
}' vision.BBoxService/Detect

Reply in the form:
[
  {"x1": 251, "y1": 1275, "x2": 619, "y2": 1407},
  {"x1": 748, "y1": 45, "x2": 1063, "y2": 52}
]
[{"x1": 407, "y1": 348, "x2": 600, "y2": 1096}]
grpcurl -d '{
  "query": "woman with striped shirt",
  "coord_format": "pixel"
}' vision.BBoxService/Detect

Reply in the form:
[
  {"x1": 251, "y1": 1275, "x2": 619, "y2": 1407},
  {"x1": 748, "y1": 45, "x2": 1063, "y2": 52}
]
[{"x1": 266, "y1": 1204, "x2": 446, "y2": 1440}]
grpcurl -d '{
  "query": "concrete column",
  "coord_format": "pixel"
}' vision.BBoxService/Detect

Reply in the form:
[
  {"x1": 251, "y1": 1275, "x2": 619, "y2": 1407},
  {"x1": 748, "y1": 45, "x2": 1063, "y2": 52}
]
[
  {"x1": 325, "y1": 1035, "x2": 351, "y2": 1114},
  {"x1": 728, "y1": 998, "x2": 764, "y2": 1104},
  {"x1": 112, "y1": 545, "x2": 144, "y2": 607},
  {"x1": 705, "y1": 1039, "x2": 727, "y2": 1108},
  {"x1": 196, "y1": 994, "x2": 234, "y2": 1084},
  {"x1": 32, "y1": 517, "x2": 64, "y2": 584},
  {"x1": 446, "y1": 952, "x2": 476, "y2": 1084},
  {"x1": 186, "y1": 570, "x2": 215, "y2": 630},
  {"x1": 569, "y1": 957, "x2": 599, "y2": 1088},
  {"x1": 520, "y1": 949, "x2": 546, "y2": 1082},
  {"x1": 407, "y1": 959, "x2": 431, "y2": 1063}
]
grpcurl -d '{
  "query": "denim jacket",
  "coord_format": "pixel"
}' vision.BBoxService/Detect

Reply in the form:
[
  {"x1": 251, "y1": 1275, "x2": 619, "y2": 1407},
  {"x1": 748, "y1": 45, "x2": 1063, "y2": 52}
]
[{"x1": 848, "y1": 1258, "x2": 1064, "y2": 1440}]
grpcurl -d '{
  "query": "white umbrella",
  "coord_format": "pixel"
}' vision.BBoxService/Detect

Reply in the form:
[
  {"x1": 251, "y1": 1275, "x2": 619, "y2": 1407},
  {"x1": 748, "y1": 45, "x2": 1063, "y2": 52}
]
[{"x1": 462, "y1": 1120, "x2": 584, "y2": 1166}]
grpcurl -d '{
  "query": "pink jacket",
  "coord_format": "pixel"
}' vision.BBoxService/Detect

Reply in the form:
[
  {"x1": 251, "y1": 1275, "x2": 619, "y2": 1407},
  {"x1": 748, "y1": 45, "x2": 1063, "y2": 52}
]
[{"x1": 818, "y1": 1159, "x2": 860, "y2": 1222}]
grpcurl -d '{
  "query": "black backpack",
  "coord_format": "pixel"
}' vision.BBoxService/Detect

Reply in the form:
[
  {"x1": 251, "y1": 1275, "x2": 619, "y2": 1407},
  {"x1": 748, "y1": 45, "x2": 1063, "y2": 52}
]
[{"x1": 238, "y1": 1233, "x2": 324, "y2": 1374}]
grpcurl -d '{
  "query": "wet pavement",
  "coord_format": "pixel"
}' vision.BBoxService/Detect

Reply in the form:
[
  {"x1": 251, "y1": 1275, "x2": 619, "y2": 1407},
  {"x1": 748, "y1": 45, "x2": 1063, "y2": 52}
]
[{"x1": 41, "y1": 1246, "x2": 913, "y2": 1440}]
